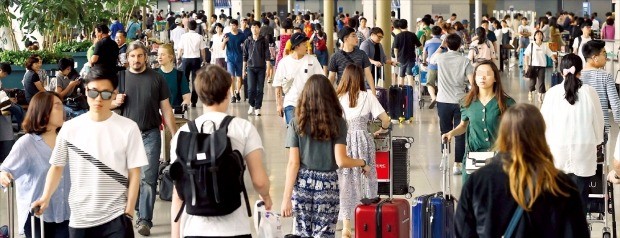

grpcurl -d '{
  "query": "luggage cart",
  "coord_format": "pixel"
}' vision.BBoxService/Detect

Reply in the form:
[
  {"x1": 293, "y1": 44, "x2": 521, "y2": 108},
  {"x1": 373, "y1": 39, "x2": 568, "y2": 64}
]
[
  {"x1": 414, "y1": 63, "x2": 431, "y2": 109},
  {"x1": 587, "y1": 143, "x2": 617, "y2": 238}
]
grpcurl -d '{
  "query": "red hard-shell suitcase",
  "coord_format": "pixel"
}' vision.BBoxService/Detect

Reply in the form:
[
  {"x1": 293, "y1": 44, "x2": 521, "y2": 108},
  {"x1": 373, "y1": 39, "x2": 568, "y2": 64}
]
[{"x1": 355, "y1": 198, "x2": 411, "y2": 238}]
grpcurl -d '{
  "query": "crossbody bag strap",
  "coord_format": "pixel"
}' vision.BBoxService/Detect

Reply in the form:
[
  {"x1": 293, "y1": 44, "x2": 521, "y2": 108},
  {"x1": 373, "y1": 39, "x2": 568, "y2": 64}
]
[
  {"x1": 529, "y1": 43, "x2": 534, "y2": 67},
  {"x1": 503, "y1": 185, "x2": 531, "y2": 238},
  {"x1": 176, "y1": 70, "x2": 183, "y2": 102}
]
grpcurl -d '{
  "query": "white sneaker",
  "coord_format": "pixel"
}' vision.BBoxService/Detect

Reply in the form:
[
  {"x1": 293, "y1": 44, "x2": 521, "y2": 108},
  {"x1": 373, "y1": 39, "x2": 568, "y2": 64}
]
[
  {"x1": 453, "y1": 166, "x2": 462, "y2": 175},
  {"x1": 255, "y1": 109, "x2": 261, "y2": 116},
  {"x1": 247, "y1": 106, "x2": 254, "y2": 114}
]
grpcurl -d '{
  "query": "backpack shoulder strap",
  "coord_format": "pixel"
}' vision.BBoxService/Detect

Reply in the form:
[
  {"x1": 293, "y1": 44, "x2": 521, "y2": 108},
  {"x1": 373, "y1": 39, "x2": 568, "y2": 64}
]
[
  {"x1": 577, "y1": 36, "x2": 583, "y2": 53},
  {"x1": 219, "y1": 115, "x2": 235, "y2": 132},
  {"x1": 118, "y1": 70, "x2": 126, "y2": 93},
  {"x1": 176, "y1": 70, "x2": 183, "y2": 100},
  {"x1": 188, "y1": 120, "x2": 199, "y2": 133}
]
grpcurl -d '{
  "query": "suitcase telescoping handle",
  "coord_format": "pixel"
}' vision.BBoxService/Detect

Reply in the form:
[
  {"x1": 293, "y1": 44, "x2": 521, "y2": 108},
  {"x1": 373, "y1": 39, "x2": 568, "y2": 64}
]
[
  {"x1": 31, "y1": 206, "x2": 44, "y2": 238},
  {"x1": 441, "y1": 138, "x2": 451, "y2": 197},
  {"x1": 4, "y1": 179, "x2": 15, "y2": 238}
]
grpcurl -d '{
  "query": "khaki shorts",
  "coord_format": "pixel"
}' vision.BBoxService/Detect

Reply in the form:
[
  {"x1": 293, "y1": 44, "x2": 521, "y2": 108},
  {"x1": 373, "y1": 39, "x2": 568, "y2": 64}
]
[
  {"x1": 163, "y1": 117, "x2": 190, "y2": 163},
  {"x1": 427, "y1": 69, "x2": 438, "y2": 88}
]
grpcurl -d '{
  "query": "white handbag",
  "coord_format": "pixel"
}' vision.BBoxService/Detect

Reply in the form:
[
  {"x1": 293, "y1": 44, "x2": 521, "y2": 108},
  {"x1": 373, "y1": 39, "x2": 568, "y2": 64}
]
[{"x1": 465, "y1": 151, "x2": 495, "y2": 174}]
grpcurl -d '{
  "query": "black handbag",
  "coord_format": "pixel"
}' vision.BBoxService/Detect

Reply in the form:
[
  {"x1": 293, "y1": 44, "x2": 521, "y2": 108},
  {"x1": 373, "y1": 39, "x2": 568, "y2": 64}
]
[{"x1": 523, "y1": 43, "x2": 537, "y2": 79}]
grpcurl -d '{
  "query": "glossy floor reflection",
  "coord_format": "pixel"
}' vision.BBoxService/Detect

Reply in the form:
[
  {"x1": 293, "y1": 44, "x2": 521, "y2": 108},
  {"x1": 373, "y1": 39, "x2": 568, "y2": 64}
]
[{"x1": 2, "y1": 61, "x2": 620, "y2": 237}]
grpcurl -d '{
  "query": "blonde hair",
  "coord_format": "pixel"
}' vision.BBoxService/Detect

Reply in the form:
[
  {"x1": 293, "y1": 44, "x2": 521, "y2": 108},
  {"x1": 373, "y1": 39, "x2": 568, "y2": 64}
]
[
  {"x1": 159, "y1": 43, "x2": 175, "y2": 56},
  {"x1": 494, "y1": 104, "x2": 571, "y2": 211}
]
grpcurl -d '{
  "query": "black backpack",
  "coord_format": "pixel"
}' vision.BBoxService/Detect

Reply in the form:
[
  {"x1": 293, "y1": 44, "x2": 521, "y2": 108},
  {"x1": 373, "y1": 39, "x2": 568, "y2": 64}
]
[
  {"x1": 169, "y1": 116, "x2": 251, "y2": 221},
  {"x1": 502, "y1": 31, "x2": 511, "y2": 46}
]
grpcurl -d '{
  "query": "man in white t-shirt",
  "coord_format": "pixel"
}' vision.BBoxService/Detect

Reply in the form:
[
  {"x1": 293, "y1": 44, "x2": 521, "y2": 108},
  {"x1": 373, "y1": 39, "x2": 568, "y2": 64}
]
[
  {"x1": 573, "y1": 21, "x2": 593, "y2": 65},
  {"x1": 170, "y1": 65, "x2": 272, "y2": 238},
  {"x1": 273, "y1": 32, "x2": 324, "y2": 125},
  {"x1": 33, "y1": 66, "x2": 148, "y2": 237},
  {"x1": 170, "y1": 18, "x2": 185, "y2": 49}
]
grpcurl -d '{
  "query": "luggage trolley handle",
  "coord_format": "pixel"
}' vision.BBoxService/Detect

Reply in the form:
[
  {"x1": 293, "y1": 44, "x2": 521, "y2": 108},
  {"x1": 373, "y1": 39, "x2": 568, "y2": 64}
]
[
  {"x1": 441, "y1": 139, "x2": 451, "y2": 197},
  {"x1": 31, "y1": 206, "x2": 44, "y2": 238},
  {"x1": 4, "y1": 179, "x2": 15, "y2": 238}
]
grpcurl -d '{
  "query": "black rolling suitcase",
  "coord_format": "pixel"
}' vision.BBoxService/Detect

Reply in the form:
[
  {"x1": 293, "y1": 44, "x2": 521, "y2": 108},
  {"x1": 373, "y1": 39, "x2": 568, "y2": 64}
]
[
  {"x1": 389, "y1": 86, "x2": 404, "y2": 120},
  {"x1": 377, "y1": 136, "x2": 414, "y2": 196}
]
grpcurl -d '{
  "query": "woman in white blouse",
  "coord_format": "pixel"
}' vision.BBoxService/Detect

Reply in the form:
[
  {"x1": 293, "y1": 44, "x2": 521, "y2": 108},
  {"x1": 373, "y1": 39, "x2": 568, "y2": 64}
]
[
  {"x1": 540, "y1": 53, "x2": 604, "y2": 212},
  {"x1": 209, "y1": 23, "x2": 227, "y2": 68},
  {"x1": 523, "y1": 30, "x2": 557, "y2": 102}
]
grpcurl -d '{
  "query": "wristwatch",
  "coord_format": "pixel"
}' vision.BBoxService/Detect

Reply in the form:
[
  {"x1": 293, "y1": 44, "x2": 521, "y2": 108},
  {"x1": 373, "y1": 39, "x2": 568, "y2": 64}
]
[{"x1": 361, "y1": 159, "x2": 367, "y2": 168}]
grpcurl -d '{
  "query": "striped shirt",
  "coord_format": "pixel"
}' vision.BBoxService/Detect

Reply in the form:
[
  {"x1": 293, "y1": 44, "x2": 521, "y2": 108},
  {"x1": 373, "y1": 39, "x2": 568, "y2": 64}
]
[
  {"x1": 580, "y1": 69, "x2": 620, "y2": 134},
  {"x1": 50, "y1": 113, "x2": 148, "y2": 228}
]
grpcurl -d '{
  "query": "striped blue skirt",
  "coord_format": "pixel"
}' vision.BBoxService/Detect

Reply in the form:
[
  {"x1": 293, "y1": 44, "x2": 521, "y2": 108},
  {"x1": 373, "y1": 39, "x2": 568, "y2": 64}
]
[{"x1": 292, "y1": 168, "x2": 340, "y2": 238}]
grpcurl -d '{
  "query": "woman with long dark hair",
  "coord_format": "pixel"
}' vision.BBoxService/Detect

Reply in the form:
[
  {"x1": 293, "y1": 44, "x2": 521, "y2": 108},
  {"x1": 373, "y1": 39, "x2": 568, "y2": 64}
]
[
  {"x1": 280, "y1": 74, "x2": 370, "y2": 238},
  {"x1": 540, "y1": 53, "x2": 604, "y2": 211},
  {"x1": 0, "y1": 91, "x2": 70, "y2": 238},
  {"x1": 442, "y1": 61, "x2": 515, "y2": 176},
  {"x1": 455, "y1": 103, "x2": 589, "y2": 237},
  {"x1": 335, "y1": 65, "x2": 390, "y2": 237}
]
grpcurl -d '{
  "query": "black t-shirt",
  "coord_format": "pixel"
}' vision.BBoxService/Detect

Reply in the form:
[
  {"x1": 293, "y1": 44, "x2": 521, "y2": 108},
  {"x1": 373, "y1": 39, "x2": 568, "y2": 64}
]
[
  {"x1": 93, "y1": 36, "x2": 120, "y2": 69},
  {"x1": 23, "y1": 70, "x2": 40, "y2": 103},
  {"x1": 121, "y1": 69, "x2": 171, "y2": 131},
  {"x1": 167, "y1": 17, "x2": 176, "y2": 30},
  {"x1": 373, "y1": 43, "x2": 381, "y2": 61},
  {"x1": 394, "y1": 31, "x2": 421, "y2": 63},
  {"x1": 328, "y1": 48, "x2": 371, "y2": 84}
]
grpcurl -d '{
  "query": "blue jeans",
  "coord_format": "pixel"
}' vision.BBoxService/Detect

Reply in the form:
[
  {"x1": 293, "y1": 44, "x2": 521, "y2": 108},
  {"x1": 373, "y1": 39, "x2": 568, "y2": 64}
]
[
  {"x1": 136, "y1": 128, "x2": 161, "y2": 227},
  {"x1": 8, "y1": 104, "x2": 24, "y2": 131},
  {"x1": 247, "y1": 67, "x2": 266, "y2": 109},
  {"x1": 437, "y1": 102, "x2": 465, "y2": 163},
  {"x1": 64, "y1": 105, "x2": 87, "y2": 120},
  {"x1": 284, "y1": 106, "x2": 295, "y2": 125}
]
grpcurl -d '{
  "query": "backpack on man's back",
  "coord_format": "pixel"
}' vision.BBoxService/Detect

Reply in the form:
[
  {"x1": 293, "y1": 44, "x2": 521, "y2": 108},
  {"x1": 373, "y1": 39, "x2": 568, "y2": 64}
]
[
  {"x1": 419, "y1": 27, "x2": 432, "y2": 47},
  {"x1": 169, "y1": 116, "x2": 251, "y2": 221},
  {"x1": 472, "y1": 40, "x2": 496, "y2": 62}
]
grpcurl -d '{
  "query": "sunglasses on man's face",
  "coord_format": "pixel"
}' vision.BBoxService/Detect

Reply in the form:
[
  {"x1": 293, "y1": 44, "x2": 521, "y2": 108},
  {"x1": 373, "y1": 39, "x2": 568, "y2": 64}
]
[{"x1": 87, "y1": 89, "x2": 114, "y2": 100}]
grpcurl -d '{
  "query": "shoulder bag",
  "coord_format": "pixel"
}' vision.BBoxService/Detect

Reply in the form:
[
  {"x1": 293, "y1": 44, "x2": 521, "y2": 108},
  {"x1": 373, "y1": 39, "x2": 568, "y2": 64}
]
[{"x1": 523, "y1": 43, "x2": 537, "y2": 79}]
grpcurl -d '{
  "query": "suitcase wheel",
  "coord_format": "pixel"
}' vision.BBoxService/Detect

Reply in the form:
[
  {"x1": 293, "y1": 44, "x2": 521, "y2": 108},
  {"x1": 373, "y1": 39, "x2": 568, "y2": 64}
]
[
  {"x1": 405, "y1": 142, "x2": 411, "y2": 149},
  {"x1": 419, "y1": 99, "x2": 425, "y2": 109},
  {"x1": 398, "y1": 117, "x2": 405, "y2": 123},
  {"x1": 409, "y1": 186, "x2": 415, "y2": 194}
]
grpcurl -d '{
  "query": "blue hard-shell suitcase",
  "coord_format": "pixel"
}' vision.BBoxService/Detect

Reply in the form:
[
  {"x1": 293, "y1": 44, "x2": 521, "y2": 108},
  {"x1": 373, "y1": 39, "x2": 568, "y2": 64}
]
[{"x1": 402, "y1": 85, "x2": 414, "y2": 120}]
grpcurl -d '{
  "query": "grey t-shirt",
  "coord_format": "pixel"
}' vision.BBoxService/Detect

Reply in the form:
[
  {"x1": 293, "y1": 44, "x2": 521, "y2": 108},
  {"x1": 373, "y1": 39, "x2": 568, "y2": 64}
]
[
  {"x1": 435, "y1": 51, "x2": 474, "y2": 104},
  {"x1": 120, "y1": 69, "x2": 170, "y2": 131},
  {"x1": 55, "y1": 72, "x2": 78, "y2": 98},
  {"x1": 328, "y1": 48, "x2": 371, "y2": 84},
  {"x1": 285, "y1": 117, "x2": 348, "y2": 171}
]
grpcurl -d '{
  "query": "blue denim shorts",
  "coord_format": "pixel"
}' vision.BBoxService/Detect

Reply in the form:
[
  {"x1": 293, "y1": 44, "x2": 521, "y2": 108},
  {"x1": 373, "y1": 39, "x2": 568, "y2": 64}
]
[{"x1": 227, "y1": 60, "x2": 243, "y2": 77}]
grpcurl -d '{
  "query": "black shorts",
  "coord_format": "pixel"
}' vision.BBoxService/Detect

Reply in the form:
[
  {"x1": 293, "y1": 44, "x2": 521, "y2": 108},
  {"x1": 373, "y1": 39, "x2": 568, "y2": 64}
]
[{"x1": 399, "y1": 60, "x2": 416, "y2": 77}]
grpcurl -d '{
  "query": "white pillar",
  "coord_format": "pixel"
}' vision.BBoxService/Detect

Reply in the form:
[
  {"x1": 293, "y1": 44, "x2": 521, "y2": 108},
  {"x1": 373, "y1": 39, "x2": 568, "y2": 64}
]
[
  {"x1": 288, "y1": 0, "x2": 294, "y2": 14},
  {"x1": 614, "y1": 0, "x2": 620, "y2": 40},
  {"x1": 400, "y1": 0, "x2": 413, "y2": 28},
  {"x1": 362, "y1": 0, "x2": 374, "y2": 27},
  {"x1": 475, "y1": 0, "x2": 482, "y2": 28},
  {"x1": 203, "y1": 0, "x2": 214, "y2": 16}
]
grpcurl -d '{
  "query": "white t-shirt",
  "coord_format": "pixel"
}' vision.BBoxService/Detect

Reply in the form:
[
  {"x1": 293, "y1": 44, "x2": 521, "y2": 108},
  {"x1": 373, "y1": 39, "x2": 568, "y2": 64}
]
[
  {"x1": 572, "y1": 36, "x2": 592, "y2": 65},
  {"x1": 50, "y1": 113, "x2": 148, "y2": 228},
  {"x1": 518, "y1": 25, "x2": 531, "y2": 38},
  {"x1": 210, "y1": 33, "x2": 227, "y2": 61},
  {"x1": 171, "y1": 27, "x2": 186, "y2": 50},
  {"x1": 339, "y1": 91, "x2": 385, "y2": 120},
  {"x1": 524, "y1": 42, "x2": 554, "y2": 67},
  {"x1": 179, "y1": 31, "x2": 207, "y2": 59},
  {"x1": 272, "y1": 54, "x2": 324, "y2": 108},
  {"x1": 170, "y1": 112, "x2": 264, "y2": 237},
  {"x1": 592, "y1": 19, "x2": 601, "y2": 31}
]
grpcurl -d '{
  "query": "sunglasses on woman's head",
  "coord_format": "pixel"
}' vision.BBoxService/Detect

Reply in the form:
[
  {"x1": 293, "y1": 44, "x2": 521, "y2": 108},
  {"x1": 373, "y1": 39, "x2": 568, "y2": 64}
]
[{"x1": 86, "y1": 89, "x2": 114, "y2": 100}]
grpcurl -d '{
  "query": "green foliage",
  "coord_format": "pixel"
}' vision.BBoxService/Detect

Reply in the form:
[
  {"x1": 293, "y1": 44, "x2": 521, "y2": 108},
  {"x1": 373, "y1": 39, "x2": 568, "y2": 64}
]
[
  {"x1": 52, "y1": 41, "x2": 93, "y2": 52},
  {"x1": 0, "y1": 50, "x2": 69, "y2": 66}
]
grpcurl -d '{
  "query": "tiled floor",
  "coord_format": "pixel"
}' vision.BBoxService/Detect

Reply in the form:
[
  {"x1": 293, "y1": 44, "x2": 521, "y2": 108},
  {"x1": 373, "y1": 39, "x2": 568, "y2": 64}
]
[{"x1": 2, "y1": 59, "x2": 620, "y2": 237}]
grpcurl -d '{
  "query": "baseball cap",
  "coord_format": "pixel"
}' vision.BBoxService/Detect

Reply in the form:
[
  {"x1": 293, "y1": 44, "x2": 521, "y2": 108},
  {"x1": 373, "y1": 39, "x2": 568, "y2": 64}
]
[
  {"x1": 175, "y1": 18, "x2": 182, "y2": 25},
  {"x1": 290, "y1": 32, "x2": 310, "y2": 49},
  {"x1": 338, "y1": 26, "x2": 356, "y2": 42},
  {"x1": 462, "y1": 19, "x2": 469, "y2": 24}
]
